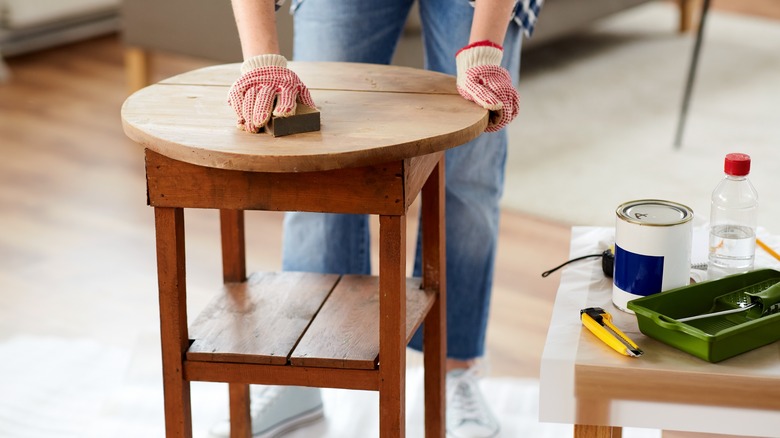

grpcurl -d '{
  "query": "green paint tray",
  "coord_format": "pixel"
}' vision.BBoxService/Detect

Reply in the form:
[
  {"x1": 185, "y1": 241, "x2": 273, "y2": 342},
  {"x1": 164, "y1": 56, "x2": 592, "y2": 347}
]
[{"x1": 627, "y1": 269, "x2": 780, "y2": 362}]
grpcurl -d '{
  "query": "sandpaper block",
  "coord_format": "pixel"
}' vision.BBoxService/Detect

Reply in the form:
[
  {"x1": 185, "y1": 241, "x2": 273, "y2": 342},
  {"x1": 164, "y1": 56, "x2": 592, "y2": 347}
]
[{"x1": 264, "y1": 105, "x2": 320, "y2": 137}]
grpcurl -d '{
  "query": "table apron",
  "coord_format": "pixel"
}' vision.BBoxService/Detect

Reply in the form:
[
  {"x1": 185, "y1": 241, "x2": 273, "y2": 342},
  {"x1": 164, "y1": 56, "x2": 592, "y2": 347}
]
[
  {"x1": 184, "y1": 360, "x2": 380, "y2": 391},
  {"x1": 145, "y1": 149, "x2": 442, "y2": 215}
]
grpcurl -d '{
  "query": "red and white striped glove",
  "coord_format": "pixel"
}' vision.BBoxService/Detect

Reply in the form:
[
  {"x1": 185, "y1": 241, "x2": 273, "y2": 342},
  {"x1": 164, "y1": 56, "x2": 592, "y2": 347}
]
[
  {"x1": 227, "y1": 54, "x2": 317, "y2": 133},
  {"x1": 455, "y1": 41, "x2": 519, "y2": 132}
]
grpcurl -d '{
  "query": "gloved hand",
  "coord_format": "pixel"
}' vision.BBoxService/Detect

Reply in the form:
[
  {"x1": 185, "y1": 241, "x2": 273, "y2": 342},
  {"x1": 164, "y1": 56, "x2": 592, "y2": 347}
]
[
  {"x1": 455, "y1": 40, "x2": 519, "y2": 132},
  {"x1": 227, "y1": 54, "x2": 317, "y2": 133}
]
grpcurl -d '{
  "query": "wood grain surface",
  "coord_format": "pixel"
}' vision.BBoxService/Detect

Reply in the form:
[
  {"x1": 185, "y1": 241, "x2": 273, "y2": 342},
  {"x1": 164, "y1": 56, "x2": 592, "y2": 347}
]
[
  {"x1": 187, "y1": 271, "x2": 339, "y2": 365},
  {"x1": 289, "y1": 276, "x2": 434, "y2": 369},
  {"x1": 122, "y1": 63, "x2": 487, "y2": 173}
]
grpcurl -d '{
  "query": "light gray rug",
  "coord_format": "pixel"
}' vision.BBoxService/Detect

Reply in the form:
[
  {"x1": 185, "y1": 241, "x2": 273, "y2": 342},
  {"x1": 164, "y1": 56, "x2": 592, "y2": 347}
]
[
  {"x1": 0, "y1": 335, "x2": 662, "y2": 437},
  {"x1": 504, "y1": 3, "x2": 780, "y2": 235}
]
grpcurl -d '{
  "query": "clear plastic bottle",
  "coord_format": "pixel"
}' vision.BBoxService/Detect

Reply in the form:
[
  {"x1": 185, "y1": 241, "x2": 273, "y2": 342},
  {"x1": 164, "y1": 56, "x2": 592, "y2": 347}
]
[{"x1": 707, "y1": 153, "x2": 759, "y2": 280}]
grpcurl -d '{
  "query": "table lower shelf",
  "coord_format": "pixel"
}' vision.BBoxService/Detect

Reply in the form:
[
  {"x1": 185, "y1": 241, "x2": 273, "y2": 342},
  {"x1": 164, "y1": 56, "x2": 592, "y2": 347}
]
[{"x1": 187, "y1": 271, "x2": 435, "y2": 370}]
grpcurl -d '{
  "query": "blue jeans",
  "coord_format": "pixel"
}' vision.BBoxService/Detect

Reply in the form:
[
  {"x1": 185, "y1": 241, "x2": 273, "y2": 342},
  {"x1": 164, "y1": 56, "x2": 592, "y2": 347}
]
[{"x1": 285, "y1": 0, "x2": 522, "y2": 360}]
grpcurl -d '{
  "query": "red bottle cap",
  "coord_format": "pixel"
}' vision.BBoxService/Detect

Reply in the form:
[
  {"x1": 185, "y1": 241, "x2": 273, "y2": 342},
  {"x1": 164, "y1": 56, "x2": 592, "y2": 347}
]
[{"x1": 724, "y1": 153, "x2": 751, "y2": 176}]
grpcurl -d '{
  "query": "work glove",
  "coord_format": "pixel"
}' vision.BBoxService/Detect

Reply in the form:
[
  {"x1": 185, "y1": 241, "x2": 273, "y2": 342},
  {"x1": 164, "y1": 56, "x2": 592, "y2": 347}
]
[
  {"x1": 455, "y1": 40, "x2": 519, "y2": 132},
  {"x1": 227, "y1": 54, "x2": 317, "y2": 133}
]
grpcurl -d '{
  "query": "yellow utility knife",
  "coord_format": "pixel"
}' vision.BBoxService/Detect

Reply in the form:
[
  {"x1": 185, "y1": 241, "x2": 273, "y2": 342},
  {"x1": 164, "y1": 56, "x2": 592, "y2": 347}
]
[{"x1": 580, "y1": 307, "x2": 643, "y2": 357}]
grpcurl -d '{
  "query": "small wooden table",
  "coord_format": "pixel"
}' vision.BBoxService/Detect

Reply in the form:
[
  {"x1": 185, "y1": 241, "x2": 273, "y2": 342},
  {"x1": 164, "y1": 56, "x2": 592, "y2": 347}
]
[
  {"x1": 121, "y1": 62, "x2": 487, "y2": 438},
  {"x1": 540, "y1": 227, "x2": 780, "y2": 438}
]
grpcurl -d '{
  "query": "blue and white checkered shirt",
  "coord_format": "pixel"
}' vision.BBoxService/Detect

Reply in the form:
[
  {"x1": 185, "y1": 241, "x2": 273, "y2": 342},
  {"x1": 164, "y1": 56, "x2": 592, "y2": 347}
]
[
  {"x1": 469, "y1": 0, "x2": 544, "y2": 38},
  {"x1": 514, "y1": 0, "x2": 544, "y2": 37}
]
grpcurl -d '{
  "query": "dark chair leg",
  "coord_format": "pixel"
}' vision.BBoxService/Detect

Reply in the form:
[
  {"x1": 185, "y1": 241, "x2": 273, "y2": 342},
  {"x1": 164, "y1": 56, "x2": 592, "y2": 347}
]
[{"x1": 674, "y1": 0, "x2": 712, "y2": 149}]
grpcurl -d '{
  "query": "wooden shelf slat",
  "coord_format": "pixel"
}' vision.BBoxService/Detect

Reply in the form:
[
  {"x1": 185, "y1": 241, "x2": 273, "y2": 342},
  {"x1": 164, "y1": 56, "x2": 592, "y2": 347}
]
[
  {"x1": 187, "y1": 271, "x2": 339, "y2": 364},
  {"x1": 145, "y1": 150, "x2": 407, "y2": 215},
  {"x1": 290, "y1": 275, "x2": 434, "y2": 369},
  {"x1": 187, "y1": 272, "x2": 435, "y2": 370}
]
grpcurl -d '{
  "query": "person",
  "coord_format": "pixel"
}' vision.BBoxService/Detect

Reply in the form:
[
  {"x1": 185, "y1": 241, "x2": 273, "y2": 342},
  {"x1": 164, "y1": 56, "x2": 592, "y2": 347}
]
[{"x1": 216, "y1": 0, "x2": 543, "y2": 437}]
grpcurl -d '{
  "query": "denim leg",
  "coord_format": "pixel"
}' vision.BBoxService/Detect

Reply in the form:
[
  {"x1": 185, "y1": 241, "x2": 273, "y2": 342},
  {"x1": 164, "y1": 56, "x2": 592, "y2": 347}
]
[
  {"x1": 291, "y1": 0, "x2": 414, "y2": 63},
  {"x1": 288, "y1": 0, "x2": 524, "y2": 359},
  {"x1": 282, "y1": 212, "x2": 371, "y2": 274},
  {"x1": 408, "y1": 0, "x2": 523, "y2": 360},
  {"x1": 283, "y1": 0, "x2": 414, "y2": 274}
]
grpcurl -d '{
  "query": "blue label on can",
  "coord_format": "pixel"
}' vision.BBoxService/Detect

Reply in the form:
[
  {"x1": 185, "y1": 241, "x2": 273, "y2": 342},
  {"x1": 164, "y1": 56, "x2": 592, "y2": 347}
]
[{"x1": 614, "y1": 244, "x2": 664, "y2": 297}]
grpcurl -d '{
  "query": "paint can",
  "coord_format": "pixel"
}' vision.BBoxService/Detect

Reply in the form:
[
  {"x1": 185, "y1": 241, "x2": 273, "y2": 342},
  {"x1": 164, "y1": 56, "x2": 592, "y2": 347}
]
[{"x1": 613, "y1": 199, "x2": 694, "y2": 313}]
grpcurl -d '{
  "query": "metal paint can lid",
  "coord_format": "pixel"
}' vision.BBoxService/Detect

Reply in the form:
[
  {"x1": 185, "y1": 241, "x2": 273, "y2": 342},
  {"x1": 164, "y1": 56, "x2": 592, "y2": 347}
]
[{"x1": 616, "y1": 199, "x2": 693, "y2": 226}]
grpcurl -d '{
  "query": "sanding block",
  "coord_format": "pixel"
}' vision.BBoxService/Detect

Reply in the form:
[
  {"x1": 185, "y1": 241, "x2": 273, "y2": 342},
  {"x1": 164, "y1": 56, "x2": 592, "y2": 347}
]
[{"x1": 264, "y1": 105, "x2": 320, "y2": 137}]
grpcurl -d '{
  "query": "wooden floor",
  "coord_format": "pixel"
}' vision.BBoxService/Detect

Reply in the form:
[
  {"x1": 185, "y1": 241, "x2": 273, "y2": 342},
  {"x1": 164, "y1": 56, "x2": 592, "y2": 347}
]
[{"x1": 714, "y1": 0, "x2": 780, "y2": 19}]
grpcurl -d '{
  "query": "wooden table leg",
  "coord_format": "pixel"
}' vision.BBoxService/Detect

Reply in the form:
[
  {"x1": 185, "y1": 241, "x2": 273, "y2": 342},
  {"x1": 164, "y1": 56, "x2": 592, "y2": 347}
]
[
  {"x1": 229, "y1": 383, "x2": 252, "y2": 438},
  {"x1": 154, "y1": 207, "x2": 193, "y2": 438},
  {"x1": 574, "y1": 424, "x2": 623, "y2": 438},
  {"x1": 673, "y1": 0, "x2": 710, "y2": 148},
  {"x1": 574, "y1": 393, "x2": 623, "y2": 437},
  {"x1": 220, "y1": 209, "x2": 251, "y2": 438},
  {"x1": 125, "y1": 46, "x2": 151, "y2": 94},
  {"x1": 379, "y1": 214, "x2": 407, "y2": 438},
  {"x1": 220, "y1": 209, "x2": 247, "y2": 283},
  {"x1": 422, "y1": 158, "x2": 446, "y2": 438}
]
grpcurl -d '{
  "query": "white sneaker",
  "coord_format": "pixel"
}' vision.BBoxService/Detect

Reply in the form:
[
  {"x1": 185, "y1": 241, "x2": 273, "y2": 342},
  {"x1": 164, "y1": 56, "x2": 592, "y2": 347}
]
[
  {"x1": 209, "y1": 386, "x2": 324, "y2": 438},
  {"x1": 446, "y1": 367, "x2": 500, "y2": 438}
]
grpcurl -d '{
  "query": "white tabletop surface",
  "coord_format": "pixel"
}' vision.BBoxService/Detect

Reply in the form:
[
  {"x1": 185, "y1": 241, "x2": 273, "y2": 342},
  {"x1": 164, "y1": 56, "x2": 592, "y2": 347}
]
[{"x1": 540, "y1": 226, "x2": 780, "y2": 437}]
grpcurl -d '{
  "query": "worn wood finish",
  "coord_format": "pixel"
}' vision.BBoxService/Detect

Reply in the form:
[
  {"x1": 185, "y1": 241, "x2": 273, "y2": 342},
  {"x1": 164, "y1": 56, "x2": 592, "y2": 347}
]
[
  {"x1": 145, "y1": 150, "x2": 406, "y2": 215},
  {"x1": 219, "y1": 209, "x2": 246, "y2": 283},
  {"x1": 121, "y1": 60, "x2": 464, "y2": 438},
  {"x1": 122, "y1": 64, "x2": 487, "y2": 173},
  {"x1": 404, "y1": 152, "x2": 443, "y2": 210},
  {"x1": 154, "y1": 207, "x2": 193, "y2": 438},
  {"x1": 228, "y1": 383, "x2": 251, "y2": 438},
  {"x1": 289, "y1": 276, "x2": 433, "y2": 369},
  {"x1": 219, "y1": 209, "x2": 250, "y2": 437},
  {"x1": 379, "y1": 215, "x2": 407, "y2": 438},
  {"x1": 421, "y1": 159, "x2": 446, "y2": 438},
  {"x1": 183, "y1": 361, "x2": 380, "y2": 390},
  {"x1": 187, "y1": 272, "x2": 339, "y2": 365}
]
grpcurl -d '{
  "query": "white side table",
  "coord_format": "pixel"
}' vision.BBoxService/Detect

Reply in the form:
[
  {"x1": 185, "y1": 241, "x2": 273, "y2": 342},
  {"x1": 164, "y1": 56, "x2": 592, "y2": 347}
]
[{"x1": 540, "y1": 226, "x2": 780, "y2": 437}]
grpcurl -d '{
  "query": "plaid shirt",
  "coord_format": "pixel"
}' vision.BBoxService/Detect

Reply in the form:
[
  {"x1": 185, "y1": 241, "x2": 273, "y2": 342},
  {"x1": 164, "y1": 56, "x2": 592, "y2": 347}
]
[
  {"x1": 469, "y1": 0, "x2": 544, "y2": 37},
  {"x1": 515, "y1": 0, "x2": 544, "y2": 37}
]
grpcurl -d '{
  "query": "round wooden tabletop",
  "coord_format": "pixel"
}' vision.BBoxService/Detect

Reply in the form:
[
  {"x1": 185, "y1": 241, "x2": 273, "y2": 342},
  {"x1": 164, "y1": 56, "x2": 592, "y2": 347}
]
[{"x1": 121, "y1": 62, "x2": 488, "y2": 173}]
